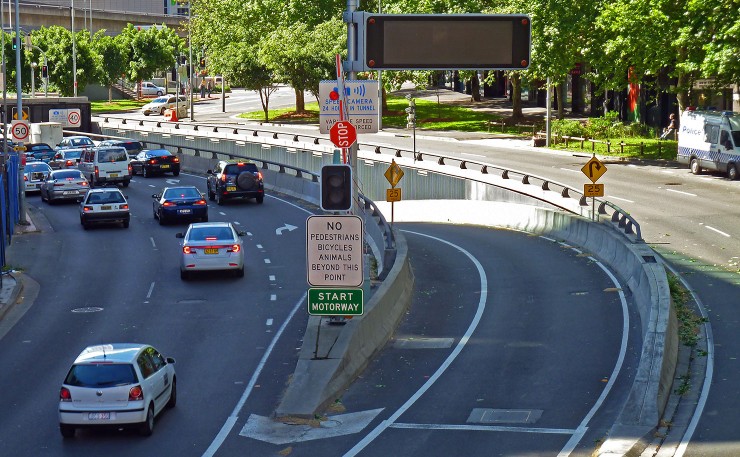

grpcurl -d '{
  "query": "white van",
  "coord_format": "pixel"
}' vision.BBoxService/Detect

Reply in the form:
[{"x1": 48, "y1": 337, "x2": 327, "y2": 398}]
[
  {"x1": 78, "y1": 146, "x2": 132, "y2": 188},
  {"x1": 677, "y1": 109, "x2": 740, "y2": 179}
]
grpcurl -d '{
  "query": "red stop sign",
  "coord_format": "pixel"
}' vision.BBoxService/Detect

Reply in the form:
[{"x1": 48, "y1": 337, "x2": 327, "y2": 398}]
[{"x1": 329, "y1": 121, "x2": 357, "y2": 148}]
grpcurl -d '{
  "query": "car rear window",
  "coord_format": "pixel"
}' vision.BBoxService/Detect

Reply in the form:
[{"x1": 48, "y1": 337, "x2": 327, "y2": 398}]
[
  {"x1": 149, "y1": 150, "x2": 172, "y2": 157},
  {"x1": 63, "y1": 150, "x2": 83, "y2": 159},
  {"x1": 26, "y1": 163, "x2": 50, "y2": 172},
  {"x1": 65, "y1": 363, "x2": 138, "y2": 387},
  {"x1": 71, "y1": 138, "x2": 93, "y2": 147},
  {"x1": 53, "y1": 170, "x2": 83, "y2": 179},
  {"x1": 120, "y1": 142, "x2": 143, "y2": 152},
  {"x1": 224, "y1": 163, "x2": 258, "y2": 175},
  {"x1": 98, "y1": 148, "x2": 128, "y2": 162},
  {"x1": 88, "y1": 191, "x2": 125, "y2": 204},
  {"x1": 164, "y1": 187, "x2": 200, "y2": 199},
  {"x1": 188, "y1": 226, "x2": 235, "y2": 241}
]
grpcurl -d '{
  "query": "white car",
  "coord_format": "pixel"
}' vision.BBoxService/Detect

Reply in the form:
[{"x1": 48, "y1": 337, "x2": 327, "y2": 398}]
[
  {"x1": 58, "y1": 343, "x2": 176, "y2": 438},
  {"x1": 24, "y1": 161, "x2": 53, "y2": 193},
  {"x1": 79, "y1": 188, "x2": 130, "y2": 229},
  {"x1": 176, "y1": 222, "x2": 246, "y2": 279},
  {"x1": 135, "y1": 81, "x2": 166, "y2": 96},
  {"x1": 141, "y1": 95, "x2": 188, "y2": 116}
]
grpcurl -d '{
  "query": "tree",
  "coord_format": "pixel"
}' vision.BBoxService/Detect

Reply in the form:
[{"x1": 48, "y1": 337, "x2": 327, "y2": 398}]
[
  {"x1": 118, "y1": 24, "x2": 181, "y2": 94},
  {"x1": 222, "y1": 42, "x2": 277, "y2": 121},
  {"x1": 91, "y1": 32, "x2": 127, "y2": 102}
]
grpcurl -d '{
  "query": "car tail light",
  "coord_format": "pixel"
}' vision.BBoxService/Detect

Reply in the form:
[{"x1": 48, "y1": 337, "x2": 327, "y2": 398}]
[
  {"x1": 83, "y1": 205, "x2": 94, "y2": 212},
  {"x1": 128, "y1": 385, "x2": 143, "y2": 401},
  {"x1": 194, "y1": 199, "x2": 207, "y2": 206},
  {"x1": 24, "y1": 175, "x2": 28, "y2": 182},
  {"x1": 65, "y1": 160, "x2": 74, "y2": 167},
  {"x1": 94, "y1": 166, "x2": 99, "y2": 178},
  {"x1": 220, "y1": 174, "x2": 227, "y2": 182},
  {"x1": 205, "y1": 236, "x2": 217, "y2": 240},
  {"x1": 120, "y1": 204, "x2": 129, "y2": 210},
  {"x1": 228, "y1": 244, "x2": 241, "y2": 253},
  {"x1": 81, "y1": 182, "x2": 89, "y2": 187},
  {"x1": 257, "y1": 171, "x2": 263, "y2": 180},
  {"x1": 128, "y1": 164, "x2": 133, "y2": 175},
  {"x1": 183, "y1": 246, "x2": 194, "y2": 254},
  {"x1": 60, "y1": 387, "x2": 72, "y2": 402},
  {"x1": 173, "y1": 157, "x2": 180, "y2": 163},
  {"x1": 163, "y1": 201, "x2": 176, "y2": 207},
  {"x1": 148, "y1": 159, "x2": 158, "y2": 165}
]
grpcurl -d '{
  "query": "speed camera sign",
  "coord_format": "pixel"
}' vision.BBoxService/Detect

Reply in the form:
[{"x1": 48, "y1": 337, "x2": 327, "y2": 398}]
[{"x1": 10, "y1": 120, "x2": 30, "y2": 142}]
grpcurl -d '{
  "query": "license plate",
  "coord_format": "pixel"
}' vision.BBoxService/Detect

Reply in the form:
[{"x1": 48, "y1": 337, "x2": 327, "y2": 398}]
[
  {"x1": 88, "y1": 412, "x2": 113, "y2": 420},
  {"x1": 35, "y1": 184, "x2": 41, "y2": 188},
  {"x1": 109, "y1": 173, "x2": 119, "y2": 178},
  {"x1": 204, "y1": 248, "x2": 219, "y2": 255},
  {"x1": 226, "y1": 186, "x2": 237, "y2": 192},
  {"x1": 63, "y1": 191, "x2": 78, "y2": 195},
  {"x1": 101, "y1": 205, "x2": 111, "y2": 210},
  {"x1": 178, "y1": 209, "x2": 191, "y2": 214},
  {"x1": 161, "y1": 164, "x2": 170, "y2": 169}
]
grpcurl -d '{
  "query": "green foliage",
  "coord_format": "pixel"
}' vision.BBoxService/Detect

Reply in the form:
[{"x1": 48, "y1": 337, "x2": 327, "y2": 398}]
[
  {"x1": 668, "y1": 272, "x2": 707, "y2": 348},
  {"x1": 118, "y1": 24, "x2": 181, "y2": 83}
]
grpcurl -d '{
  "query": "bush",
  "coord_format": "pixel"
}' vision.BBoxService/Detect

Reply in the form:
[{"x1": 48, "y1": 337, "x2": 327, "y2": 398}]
[{"x1": 552, "y1": 119, "x2": 585, "y2": 137}]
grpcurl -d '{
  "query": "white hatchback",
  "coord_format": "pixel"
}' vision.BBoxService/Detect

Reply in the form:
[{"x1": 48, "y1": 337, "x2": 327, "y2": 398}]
[
  {"x1": 58, "y1": 343, "x2": 176, "y2": 438},
  {"x1": 176, "y1": 222, "x2": 246, "y2": 279}
]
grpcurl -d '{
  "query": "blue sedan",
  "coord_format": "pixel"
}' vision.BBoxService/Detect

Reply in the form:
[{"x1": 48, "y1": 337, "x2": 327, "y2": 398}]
[{"x1": 152, "y1": 186, "x2": 208, "y2": 225}]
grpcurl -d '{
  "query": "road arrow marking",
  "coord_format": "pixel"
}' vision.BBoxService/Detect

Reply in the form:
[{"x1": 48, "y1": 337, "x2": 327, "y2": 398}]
[
  {"x1": 239, "y1": 409, "x2": 384, "y2": 445},
  {"x1": 165, "y1": 179, "x2": 180, "y2": 185},
  {"x1": 275, "y1": 223, "x2": 297, "y2": 235}
]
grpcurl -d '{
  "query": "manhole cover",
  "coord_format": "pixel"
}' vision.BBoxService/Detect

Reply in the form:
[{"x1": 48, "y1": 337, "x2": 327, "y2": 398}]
[{"x1": 71, "y1": 307, "x2": 104, "y2": 313}]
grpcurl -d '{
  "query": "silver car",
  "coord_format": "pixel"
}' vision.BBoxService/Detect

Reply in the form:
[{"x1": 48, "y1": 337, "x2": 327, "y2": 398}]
[
  {"x1": 58, "y1": 343, "x2": 176, "y2": 438},
  {"x1": 23, "y1": 161, "x2": 52, "y2": 193},
  {"x1": 40, "y1": 169, "x2": 89, "y2": 204},
  {"x1": 176, "y1": 222, "x2": 246, "y2": 280},
  {"x1": 79, "y1": 188, "x2": 130, "y2": 229}
]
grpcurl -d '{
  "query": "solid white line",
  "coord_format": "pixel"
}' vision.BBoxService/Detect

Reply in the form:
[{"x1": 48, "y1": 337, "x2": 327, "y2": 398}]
[
  {"x1": 665, "y1": 188, "x2": 697, "y2": 197},
  {"x1": 704, "y1": 225, "x2": 731, "y2": 237},
  {"x1": 269, "y1": 275, "x2": 276, "y2": 281},
  {"x1": 390, "y1": 422, "x2": 576, "y2": 435},
  {"x1": 146, "y1": 282, "x2": 155, "y2": 299},
  {"x1": 607, "y1": 195, "x2": 634, "y2": 203},
  {"x1": 264, "y1": 259, "x2": 271, "y2": 264},
  {"x1": 460, "y1": 152, "x2": 486, "y2": 158},
  {"x1": 270, "y1": 294, "x2": 276, "y2": 301},
  {"x1": 150, "y1": 237, "x2": 157, "y2": 249},
  {"x1": 557, "y1": 257, "x2": 629, "y2": 456},
  {"x1": 343, "y1": 230, "x2": 488, "y2": 457},
  {"x1": 202, "y1": 291, "x2": 307, "y2": 457},
  {"x1": 560, "y1": 168, "x2": 581, "y2": 174}
]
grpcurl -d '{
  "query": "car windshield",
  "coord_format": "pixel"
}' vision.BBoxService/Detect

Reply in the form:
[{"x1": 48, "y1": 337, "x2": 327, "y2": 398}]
[
  {"x1": 151, "y1": 97, "x2": 168, "y2": 104},
  {"x1": 188, "y1": 226, "x2": 234, "y2": 241},
  {"x1": 164, "y1": 187, "x2": 200, "y2": 199},
  {"x1": 98, "y1": 148, "x2": 128, "y2": 162},
  {"x1": 29, "y1": 145, "x2": 52, "y2": 151},
  {"x1": 52, "y1": 170, "x2": 84, "y2": 180},
  {"x1": 65, "y1": 363, "x2": 137, "y2": 387},
  {"x1": 71, "y1": 138, "x2": 93, "y2": 147},
  {"x1": 88, "y1": 191, "x2": 125, "y2": 204}
]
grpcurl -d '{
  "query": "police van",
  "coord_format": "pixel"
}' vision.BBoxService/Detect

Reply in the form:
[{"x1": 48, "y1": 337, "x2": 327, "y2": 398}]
[{"x1": 677, "y1": 108, "x2": 740, "y2": 179}]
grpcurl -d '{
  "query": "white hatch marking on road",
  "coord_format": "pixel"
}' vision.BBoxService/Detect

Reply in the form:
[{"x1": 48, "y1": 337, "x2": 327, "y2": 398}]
[
  {"x1": 233, "y1": 221, "x2": 241, "y2": 225},
  {"x1": 256, "y1": 244, "x2": 263, "y2": 249},
  {"x1": 150, "y1": 237, "x2": 157, "y2": 249},
  {"x1": 271, "y1": 294, "x2": 276, "y2": 301},
  {"x1": 203, "y1": 292, "x2": 307, "y2": 457},
  {"x1": 219, "y1": 212, "x2": 227, "y2": 216},
  {"x1": 146, "y1": 282, "x2": 155, "y2": 299},
  {"x1": 269, "y1": 275, "x2": 276, "y2": 281},
  {"x1": 665, "y1": 188, "x2": 697, "y2": 197},
  {"x1": 344, "y1": 231, "x2": 488, "y2": 457},
  {"x1": 390, "y1": 423, "x2": 575, "y2": 434},
  {"x1": 266, "y1": 319, "x2": 273, "y2": 326},
  {"x1": 264, "y1": 259, "x2": 271, "y2": 264},
  {"x1": 607, "y1": 195, "x2": 634, "y2": 203},
  {"x1": 705, "y1": 225, "x2": 731, "y2": 237}
]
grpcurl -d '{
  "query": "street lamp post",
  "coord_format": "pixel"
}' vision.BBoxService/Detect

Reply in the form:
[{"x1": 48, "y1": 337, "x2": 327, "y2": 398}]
[
  {"x1": 30, "y1": 62, "x2": 37, "y2": 98},
  {"x1": 71, "y1": 0, "x2": 77, "y2": 97},
  {"x1": 188, "y1": 3, "x2": 194, "y2": 121}
]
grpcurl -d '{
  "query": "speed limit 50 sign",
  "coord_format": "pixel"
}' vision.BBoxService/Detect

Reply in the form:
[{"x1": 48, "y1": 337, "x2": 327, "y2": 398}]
[{"x1": 10, "y1": 120, "x2": 30, "y2": 142}]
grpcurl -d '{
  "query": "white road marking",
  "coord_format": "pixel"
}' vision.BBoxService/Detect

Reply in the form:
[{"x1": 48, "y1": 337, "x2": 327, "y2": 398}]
[
  {"x1": 390, "y1": 423, "x2": 575, "y2": 434},
  {"x1": 560, "y1": 168, "x2": 581, "y2": 174},
  {"x1": 233, "y1": 221, "x2": 241, "y2": 225},
  {"x1": 256, "y1": 244, "x2": 263, "y2": 249},
  {"x1": 219, "y1": 211, "x2": 227, "y2": 216},
  {"x1": 344, "y1": 230, "x2": 489, "y2": 456},
  {"x1": 266, "y1": 319, "x2": 273, "y2": 326},
  {"x1": 270, "y1": 294, "x2": 276, "y2": 301},
  {"x1": 150, "y1": 237, "x2": 157, "y2": 249},
  {"x1": 269, "y1": 275, "x2": 276, "y2": 281},
  {"x1": 202, "y1": 292, "x2": 307, "y2": 457},
  {"x1": 704, "y1": 225, "x2": 731, "y2": 237},
  {"x1": 264, "y1": 259, "x2": 271, "y2": 264},
  {"x1": 665, "y1": 188, "x2": 697, "y2": 197},
  {"x1": 607, "y1": 195, "x2": 634, "y2": 203},
  {"x1": 146, "y1": 282, "x2": 155, "y2": 299},
  {"x1": 460, "y1": 152, "x2": 486, "y2": 158}
]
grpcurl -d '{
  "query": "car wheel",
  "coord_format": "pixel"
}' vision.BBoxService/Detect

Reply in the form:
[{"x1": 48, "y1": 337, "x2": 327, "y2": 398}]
[
  {"x1": 235, "y1": 266, "x2": 244, "y2": 278},
  {"x1": 256, "y1": 194, "x2": 264, "y2": 204},
  {"x1": 167, "y1": 378, "x2": 177, "y2": 408},
  {"x1": 60, "y1": 424, "x2": 75, "y2": 438},
  {"x1": 139, "y1": 404, "x2": 155, "y2": 436},
  {"x1": 216, "y1": 191, "x2": 223, "y2": 206},
  {"x1": 157, "y1": 91, "x2": 164, "y2": 96},
  {"x1": 144, "y1": 112, "x2": 150, "y2": 116},
  {"x1": 160, "y1": 107, "x2": 166, "y2": 115},
  {"x1": 123, "y1": 219, "x2": 130, "y2": 228},
  {"x1": 728, "y1": 164, "x2": 738, "y2": 181},
  {"x1": 158, "y1": 210, "x2": 166, "y2": 225},
  {"x1": 207, "y1": 183, "x2": 215, "y2": 201},
  {"x1": 180, "y1": 269, "x2": 190, "y2": 280},
  {"x1": 173, "y1": 170, "x2": 180, "y2": 177},
  {"x1": 690, "y1": 158, "x2": 702, "y2": 175},
  {"x1": 143, "y1": 166, "x2": 150, "y2": 178}
]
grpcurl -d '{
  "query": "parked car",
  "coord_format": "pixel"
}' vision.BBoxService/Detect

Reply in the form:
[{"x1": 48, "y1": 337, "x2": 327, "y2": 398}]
[
  {"x1": 78, "y1": 146, "x2": 132, "y2": 188},
  {"x1": 176, "y1": 222, "x2": 246, "y2": 279},
  {"x1": 58, "y1": 343, "x2": 176, "y2": 438},
  {"x1": 206, "y1": 160, "x2": 264, "y2": 205},
  {"x1": 130, "y1": 149, "x2": 180, "y2": 177},
  {"x1": 152, "y1": 186, "x2": 208, "y2": 225},
  {"x1": 23, "y1": 161, "x2": 53, "y2": 193},
  {"x1": 79, "y1": 188, "x2": 130, "y2": 229},
  {"x1": 135, "y1": 81, "x2": 166, "y2": 96},
  {"x1": 49, "y1": 148, "x2": 85, "y2": 169},
  {"x1": 23, "y1": 143, "x2": 56, "y2": 163},
  {"x1": 40, "y1": 169, "x2": 89, "y2": 204},
  {"x1": 141, "y1": 95, "x2": 187, "y2": 116},
  {"x1": 97, "y1": 139, "x2": 144, "y2": 159},
  {"x1": 56, "y1": 136, "x2": 95, "y2": 152}
]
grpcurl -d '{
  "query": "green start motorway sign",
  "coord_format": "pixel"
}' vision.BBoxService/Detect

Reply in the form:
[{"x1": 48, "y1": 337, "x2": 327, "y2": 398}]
[{"x1": 308, "y1": 288, "x2": 364, "y2": 316}]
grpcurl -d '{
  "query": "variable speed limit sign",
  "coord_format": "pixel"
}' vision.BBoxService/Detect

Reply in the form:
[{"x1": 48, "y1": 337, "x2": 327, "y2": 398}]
[{"x1": 10, "y1": 120, "x2": 30, "y2": 142}]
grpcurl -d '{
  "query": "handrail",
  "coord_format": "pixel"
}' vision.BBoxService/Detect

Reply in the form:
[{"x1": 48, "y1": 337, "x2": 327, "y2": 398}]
[{"x1": 92, "y1": 117, "x2": 642, "y2": 241}]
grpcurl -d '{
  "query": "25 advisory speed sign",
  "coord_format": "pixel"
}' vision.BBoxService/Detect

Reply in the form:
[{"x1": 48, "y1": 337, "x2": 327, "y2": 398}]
[{"x1": 10, "y1": 120, "x2": 30, "y2": 142}]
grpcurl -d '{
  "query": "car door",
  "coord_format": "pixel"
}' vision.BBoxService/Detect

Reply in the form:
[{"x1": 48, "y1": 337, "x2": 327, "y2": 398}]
[{"x1": 143, "y1": 347, "x2": 170, "y2": 413}]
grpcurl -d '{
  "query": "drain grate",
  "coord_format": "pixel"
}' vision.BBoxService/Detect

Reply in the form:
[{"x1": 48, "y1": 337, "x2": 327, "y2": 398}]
[{"x1": 467, "y1": 408, "x2": 543, "y2": 425}]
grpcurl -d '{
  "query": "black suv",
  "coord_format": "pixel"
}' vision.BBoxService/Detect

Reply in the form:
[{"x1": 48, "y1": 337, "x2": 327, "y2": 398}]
[{"x1": 206, "y1": 160, "x2": 264, "y2": 205}]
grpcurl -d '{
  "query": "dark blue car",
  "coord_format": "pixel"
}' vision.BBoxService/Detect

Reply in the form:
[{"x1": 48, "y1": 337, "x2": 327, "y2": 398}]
[{"x1": 152, "y1": 186, "x2": 208, "y2": 225}]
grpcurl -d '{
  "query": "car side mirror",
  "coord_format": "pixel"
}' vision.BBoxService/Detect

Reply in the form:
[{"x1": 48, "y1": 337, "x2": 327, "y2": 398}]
[
  {"x1": 237, "y1": 231, "x2": 247, "y2": 237},
  {"x1": 152, "y1": 194, "x2": 161, "y2": 199},
  {"x1": 206, "y1": 170, "x2": 213, "y2": 174},
  {"x1": 166, "y1": 357, "x2": 176, "y2": 364},
  {"x1": 175, "y1": 233, "x2": 184, "y2": 238}
]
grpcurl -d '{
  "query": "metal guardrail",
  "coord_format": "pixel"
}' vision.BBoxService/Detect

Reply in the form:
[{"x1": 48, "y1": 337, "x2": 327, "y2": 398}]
[{"x1": 94, "y1": 116, "x2": 643, "y2": 241}]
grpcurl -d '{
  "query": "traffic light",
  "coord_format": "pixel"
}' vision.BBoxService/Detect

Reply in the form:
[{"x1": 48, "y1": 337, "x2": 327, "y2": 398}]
[
  {"x1": 199, "y1": 58, "x2": 206, "y2": 68},
  {"x1": 41, "y1": 65, "x2": 48, "y2": 78},
  {"x1": 320, "y1": 164, "x2": 352, "y2": 211},
  {"x1": 12, "y1": 36, "x2": 18, "y2": 50}
]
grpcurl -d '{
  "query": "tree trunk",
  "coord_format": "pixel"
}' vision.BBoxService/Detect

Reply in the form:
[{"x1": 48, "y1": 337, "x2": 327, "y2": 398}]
[
  {"x1": 295, "y1": 87, "x2": 305, "y2": 113},
  {"x1": 259, "y1": 89, "x2": 270, "y2": 122},
  {"x1": 511, "y1": 73, "x2": 523, "y2": 119},
  {"x1": 556, "y1": 83, "x2": 565, "y2": 119},
  {"x1": 676, "y1": 72, "x2": 690, "y2": 112},
  {"x1": 471, "y1": 75, "x2": 481, "y2": 102},
  {"x1": 108, "y1": 86, "x2": 112, "y2": 103}
]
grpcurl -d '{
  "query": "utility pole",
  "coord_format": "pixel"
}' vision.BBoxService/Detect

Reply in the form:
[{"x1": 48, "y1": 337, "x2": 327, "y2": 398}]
[
  {"x1": 71, "y1": 0, "x2": 77, "y2": 97},
  {"x1": 346, "y1": 0, "x2": 359, "y2": 215},
  {"x1": 14, "y1": 0, "x2": 27, "y2": 225}
]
